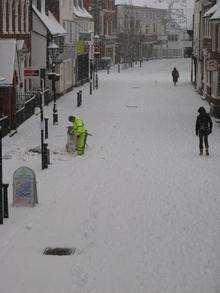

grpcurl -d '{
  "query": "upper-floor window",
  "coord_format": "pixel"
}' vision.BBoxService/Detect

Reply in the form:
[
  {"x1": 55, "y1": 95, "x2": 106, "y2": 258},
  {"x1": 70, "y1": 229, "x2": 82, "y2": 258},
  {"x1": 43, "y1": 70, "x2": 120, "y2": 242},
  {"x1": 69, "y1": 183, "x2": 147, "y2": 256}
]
[{"x1": 168, "y1": 34, "x2": 178, "y2": 42}]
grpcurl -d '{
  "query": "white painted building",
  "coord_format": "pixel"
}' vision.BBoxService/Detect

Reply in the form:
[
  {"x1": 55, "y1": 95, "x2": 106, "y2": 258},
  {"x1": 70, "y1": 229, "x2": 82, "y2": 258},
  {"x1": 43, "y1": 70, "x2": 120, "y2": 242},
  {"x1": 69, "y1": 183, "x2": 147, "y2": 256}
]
[{"x1": 31, "y1": 0, "x2": 67, "y2": 93}]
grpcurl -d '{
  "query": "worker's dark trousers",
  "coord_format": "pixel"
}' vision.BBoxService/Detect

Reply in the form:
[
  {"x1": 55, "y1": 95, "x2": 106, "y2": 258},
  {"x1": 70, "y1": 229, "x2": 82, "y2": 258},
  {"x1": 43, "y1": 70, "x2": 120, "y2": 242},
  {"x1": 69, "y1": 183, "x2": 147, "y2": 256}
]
[{"x1": 199, "y1": 132, "x2": 209, "y2": 150}]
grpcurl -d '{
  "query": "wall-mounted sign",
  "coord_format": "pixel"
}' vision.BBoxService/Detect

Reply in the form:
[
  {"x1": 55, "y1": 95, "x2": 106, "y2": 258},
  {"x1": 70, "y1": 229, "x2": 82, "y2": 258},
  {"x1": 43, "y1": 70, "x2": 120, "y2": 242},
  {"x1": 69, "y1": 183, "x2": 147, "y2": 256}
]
[
  {"x1": 13, "y1": 167, "x2": 38, "y2": 207},
  {"x1": 207, "y1": 59, "x2": 218, "y2": 71},
  {"x1": 24, "y1": 68, "x2": 40, "y2": 77}
]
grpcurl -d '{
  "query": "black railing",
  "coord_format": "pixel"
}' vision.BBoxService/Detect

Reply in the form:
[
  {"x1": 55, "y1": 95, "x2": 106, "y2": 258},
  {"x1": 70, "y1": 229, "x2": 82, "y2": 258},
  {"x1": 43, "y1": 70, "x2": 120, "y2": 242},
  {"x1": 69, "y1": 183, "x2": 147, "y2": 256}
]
[{"x1": 0, "y1": 116, "x2": 10, "y2": 138}]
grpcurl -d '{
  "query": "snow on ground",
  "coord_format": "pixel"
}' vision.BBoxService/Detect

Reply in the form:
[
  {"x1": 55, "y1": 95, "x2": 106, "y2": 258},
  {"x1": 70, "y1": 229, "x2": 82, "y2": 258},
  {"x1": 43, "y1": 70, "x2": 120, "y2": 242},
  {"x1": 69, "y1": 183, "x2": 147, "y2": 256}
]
[{"x1": 0, "y1": 58, "x2": 220, "y2": 293}]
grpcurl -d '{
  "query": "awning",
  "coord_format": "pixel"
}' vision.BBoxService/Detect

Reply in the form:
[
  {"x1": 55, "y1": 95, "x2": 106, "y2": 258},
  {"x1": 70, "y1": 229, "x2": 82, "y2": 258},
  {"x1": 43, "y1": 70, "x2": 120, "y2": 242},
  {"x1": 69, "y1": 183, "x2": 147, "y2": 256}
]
[
  {"x1": 73, "y1": 5, "x2": 93, "y2": 18},
  {"x1": 0, "y1": 39, "x2": 16, "y2": 86},
  {"x1": 210, "y1": 5, "x2": 220, "y2": 20},
  {"x1": 204, "y1": 3, "x2": 218, "y2": 17},
  {"x1": 32, "y1": 5, "x2": 67, "y2": 36}
]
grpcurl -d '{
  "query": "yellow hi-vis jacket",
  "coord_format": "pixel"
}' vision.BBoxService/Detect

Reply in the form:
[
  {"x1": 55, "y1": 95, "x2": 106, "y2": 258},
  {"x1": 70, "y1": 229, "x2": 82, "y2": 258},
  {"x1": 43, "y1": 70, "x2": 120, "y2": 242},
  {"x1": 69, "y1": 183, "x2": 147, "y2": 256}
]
[{"x1": 70, "y1": 117, "x2": 86, "y2": 136}]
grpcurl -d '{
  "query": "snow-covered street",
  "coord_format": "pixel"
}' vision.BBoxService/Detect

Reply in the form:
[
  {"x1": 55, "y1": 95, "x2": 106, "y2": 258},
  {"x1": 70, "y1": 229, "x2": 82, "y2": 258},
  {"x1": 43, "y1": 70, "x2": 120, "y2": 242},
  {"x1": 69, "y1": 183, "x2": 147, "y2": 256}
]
[{"x1": 0, "y1": 58, "x2": 220, "y2": 293}]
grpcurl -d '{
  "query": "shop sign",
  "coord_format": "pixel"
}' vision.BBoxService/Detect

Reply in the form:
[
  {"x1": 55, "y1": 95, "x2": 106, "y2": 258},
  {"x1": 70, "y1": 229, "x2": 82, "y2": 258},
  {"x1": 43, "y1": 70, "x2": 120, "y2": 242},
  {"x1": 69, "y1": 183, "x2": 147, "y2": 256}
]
[
  {"x1": 13, "y1": 167, "x2": 38, "y2": 207},
  {"x1": 207, "y1": 59, "x2": 218, "y2": 71},
  {"x1": 24, "y1": 68, "x2": 39, "y2": 77}
]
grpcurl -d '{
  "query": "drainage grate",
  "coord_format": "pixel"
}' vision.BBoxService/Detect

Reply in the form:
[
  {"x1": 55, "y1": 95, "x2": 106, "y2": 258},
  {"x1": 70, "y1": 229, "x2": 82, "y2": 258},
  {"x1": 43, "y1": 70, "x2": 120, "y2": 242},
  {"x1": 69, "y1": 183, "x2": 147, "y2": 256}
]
[{"x1": 43, "y1": 247, "x2": 76, "y2": 256}]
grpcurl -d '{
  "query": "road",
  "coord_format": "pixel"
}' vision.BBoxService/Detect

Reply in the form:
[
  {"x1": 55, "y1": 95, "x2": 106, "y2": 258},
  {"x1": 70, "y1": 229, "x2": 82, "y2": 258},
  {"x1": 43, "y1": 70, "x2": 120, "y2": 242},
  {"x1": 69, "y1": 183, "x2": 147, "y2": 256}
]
[{"x1": 0, "y1": 58, "x2": 220, "y2": 293}]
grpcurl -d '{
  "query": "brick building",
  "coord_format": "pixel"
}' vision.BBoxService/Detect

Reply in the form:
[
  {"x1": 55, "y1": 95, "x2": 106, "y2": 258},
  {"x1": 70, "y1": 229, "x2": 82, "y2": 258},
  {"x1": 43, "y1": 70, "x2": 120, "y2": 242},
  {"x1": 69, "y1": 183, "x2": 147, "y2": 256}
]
[{"x1": 0, "y1": 0, "x2": 31, "y2": 129}]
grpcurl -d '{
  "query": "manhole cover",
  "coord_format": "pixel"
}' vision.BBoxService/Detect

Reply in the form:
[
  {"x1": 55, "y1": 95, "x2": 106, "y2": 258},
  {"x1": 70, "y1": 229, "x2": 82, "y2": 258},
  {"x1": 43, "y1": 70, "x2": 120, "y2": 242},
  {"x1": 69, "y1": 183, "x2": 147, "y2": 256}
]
[{"x1": 43, "y1": 247, "x2": 76, "y2": 256}]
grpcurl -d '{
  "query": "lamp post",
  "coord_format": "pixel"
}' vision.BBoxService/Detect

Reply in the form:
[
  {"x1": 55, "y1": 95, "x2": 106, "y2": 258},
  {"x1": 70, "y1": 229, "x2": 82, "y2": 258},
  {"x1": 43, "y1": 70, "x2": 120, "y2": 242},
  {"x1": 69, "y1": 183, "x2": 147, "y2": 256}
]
[
  {"x1": 0, "y1": 77, "x2": 5, "y2": 224},
  {"x1": 47, "y1": 39, "x2": 60, "y2": 125}
]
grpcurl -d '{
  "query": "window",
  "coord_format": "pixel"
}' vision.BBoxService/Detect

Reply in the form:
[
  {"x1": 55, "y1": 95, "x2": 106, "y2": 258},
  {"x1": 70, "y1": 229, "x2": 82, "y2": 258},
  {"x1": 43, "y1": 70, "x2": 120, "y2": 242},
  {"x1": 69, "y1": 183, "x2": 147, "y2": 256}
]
[
  {"x1": 212, "y1": 25, "x2": 217, "y2": 52},
  {"x1": 217, "y1": 71, "x2": 220, "y2": 96}
]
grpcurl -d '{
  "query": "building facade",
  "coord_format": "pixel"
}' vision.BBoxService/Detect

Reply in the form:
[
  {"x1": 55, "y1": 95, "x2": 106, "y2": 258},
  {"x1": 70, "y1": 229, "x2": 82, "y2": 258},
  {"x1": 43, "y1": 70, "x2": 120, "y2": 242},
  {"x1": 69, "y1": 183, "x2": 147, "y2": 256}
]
[
  {"x1": 116, "y1": 4, "x2": 167, "y2": 63},
  {"x1": 0, "y1": 0, "x2": 31, "y2": 129}
]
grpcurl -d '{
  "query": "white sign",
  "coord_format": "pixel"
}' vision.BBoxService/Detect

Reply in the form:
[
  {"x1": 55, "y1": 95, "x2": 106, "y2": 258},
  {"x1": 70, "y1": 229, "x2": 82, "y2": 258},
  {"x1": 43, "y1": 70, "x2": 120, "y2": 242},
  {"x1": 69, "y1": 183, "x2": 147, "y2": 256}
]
[{"x1": 13, "y1": 167, "x2": 38, "y2": 207}]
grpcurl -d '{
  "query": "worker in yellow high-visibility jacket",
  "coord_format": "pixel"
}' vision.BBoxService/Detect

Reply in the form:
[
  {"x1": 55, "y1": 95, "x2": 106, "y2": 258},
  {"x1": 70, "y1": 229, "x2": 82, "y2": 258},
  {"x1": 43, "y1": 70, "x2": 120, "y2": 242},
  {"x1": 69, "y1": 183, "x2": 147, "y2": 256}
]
[{"x1": 68, "y1": 116, "x2": 87, "y2": 155}]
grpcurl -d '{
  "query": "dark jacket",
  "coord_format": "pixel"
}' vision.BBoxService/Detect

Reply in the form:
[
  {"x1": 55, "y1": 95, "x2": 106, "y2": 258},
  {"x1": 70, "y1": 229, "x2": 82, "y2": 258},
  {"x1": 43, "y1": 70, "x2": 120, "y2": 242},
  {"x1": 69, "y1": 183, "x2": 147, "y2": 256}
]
[
  {"x1": 172, "y1": 69, "x2": 179, "y2": 82},
  {"x1": 196, "y1": 112, "x2": 213, "y2": 135}
]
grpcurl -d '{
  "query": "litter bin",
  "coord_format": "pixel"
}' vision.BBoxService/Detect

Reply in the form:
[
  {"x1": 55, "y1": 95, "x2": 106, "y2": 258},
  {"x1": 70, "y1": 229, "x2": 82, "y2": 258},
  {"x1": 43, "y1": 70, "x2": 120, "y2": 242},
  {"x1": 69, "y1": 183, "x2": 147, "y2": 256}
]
[{"x1": 66, "y1": 126, "x2": 76, "y2": 153}]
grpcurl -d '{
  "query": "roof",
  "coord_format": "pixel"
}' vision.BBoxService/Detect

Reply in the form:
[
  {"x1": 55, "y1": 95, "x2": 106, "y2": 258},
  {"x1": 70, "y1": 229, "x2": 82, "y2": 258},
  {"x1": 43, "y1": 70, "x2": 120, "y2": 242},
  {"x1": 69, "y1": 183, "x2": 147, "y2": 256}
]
[
  {"x1": 32, "y1": 5, "x2": 67, "y2": 36},
  {"x1": 115, "y1": 0, "x2": 167, "y2": 9},
  {"x1": 73, "y1": 5, "x2": 93, "y2": 18},
  {"x1": 0, "y1": 39, "x2": 16, "y2": 86},
  {"x1": 203, "y1": 3, "x2": 218, "y2": 17},
  {"x1": 210, "y1": 4, "x2": 220, "y2": 20}
]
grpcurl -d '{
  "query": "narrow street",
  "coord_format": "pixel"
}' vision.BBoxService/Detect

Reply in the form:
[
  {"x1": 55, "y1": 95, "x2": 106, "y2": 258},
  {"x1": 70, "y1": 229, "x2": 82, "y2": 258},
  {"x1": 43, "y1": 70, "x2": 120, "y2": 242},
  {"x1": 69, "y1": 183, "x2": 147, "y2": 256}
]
[{"x1": 0, "y1": 58, "x2": 220, "y2": 293}]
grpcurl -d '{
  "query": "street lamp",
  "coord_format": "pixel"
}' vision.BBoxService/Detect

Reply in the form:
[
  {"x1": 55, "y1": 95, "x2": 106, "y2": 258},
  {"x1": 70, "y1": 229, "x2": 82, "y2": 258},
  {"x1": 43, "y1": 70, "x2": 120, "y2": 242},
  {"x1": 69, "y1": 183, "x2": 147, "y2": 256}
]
[
  {"x1": 0, "y1": 77, "x2": 6, "y2": 224},
  {"x1": 47, "y1": 39, "x2": 60, "y2": 125}
]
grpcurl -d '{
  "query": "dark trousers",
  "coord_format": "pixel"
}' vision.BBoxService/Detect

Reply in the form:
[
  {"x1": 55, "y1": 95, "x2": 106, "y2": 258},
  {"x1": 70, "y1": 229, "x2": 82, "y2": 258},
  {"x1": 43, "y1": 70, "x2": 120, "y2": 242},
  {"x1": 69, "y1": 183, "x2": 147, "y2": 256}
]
[{"x1": 199, "y1": 132, "x2": 209, "y2": 150}]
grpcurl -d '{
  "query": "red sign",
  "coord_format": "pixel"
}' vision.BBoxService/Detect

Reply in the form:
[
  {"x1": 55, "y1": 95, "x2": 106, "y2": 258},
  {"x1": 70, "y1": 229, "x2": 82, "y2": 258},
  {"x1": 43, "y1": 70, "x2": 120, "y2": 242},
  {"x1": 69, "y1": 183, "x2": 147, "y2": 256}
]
[{"x1": 24, "y1": 68, "x2": 40, "y2": 77}]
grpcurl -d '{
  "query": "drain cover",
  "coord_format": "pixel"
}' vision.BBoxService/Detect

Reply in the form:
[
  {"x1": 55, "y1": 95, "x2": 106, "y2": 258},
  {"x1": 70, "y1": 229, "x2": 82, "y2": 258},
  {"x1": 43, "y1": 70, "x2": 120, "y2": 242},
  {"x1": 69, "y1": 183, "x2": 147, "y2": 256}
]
[{"x1": 43, "y1": 247, "x2": 76, "y2": 256}]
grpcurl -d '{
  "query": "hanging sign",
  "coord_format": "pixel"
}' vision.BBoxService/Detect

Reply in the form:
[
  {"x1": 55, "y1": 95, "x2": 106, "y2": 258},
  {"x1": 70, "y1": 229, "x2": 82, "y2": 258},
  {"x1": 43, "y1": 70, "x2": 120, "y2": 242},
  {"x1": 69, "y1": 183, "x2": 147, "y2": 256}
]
[{"x1": 13, "y1": 167, "x2": 38, "y2": 207}]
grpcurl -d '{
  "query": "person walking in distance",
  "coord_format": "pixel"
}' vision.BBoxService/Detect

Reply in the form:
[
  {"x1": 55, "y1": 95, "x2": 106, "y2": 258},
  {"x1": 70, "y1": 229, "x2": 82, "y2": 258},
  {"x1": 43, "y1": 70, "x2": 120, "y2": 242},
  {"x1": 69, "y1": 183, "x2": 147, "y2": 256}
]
[
  {"x1": 196, "y1": 107, "x2": 213, "y2": 156},
  {"x1": 172, "y1": 67, "x2": 179, "y2": 86}
]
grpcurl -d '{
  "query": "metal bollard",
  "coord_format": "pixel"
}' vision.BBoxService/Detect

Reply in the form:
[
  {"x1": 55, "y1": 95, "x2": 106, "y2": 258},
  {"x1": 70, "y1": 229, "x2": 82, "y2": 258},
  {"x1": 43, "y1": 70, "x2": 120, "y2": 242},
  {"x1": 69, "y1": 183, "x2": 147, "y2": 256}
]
[
  {"x1": 46, "y1": 148, "x2": 50, "y2": 165},
  {"x1": 95, "y1": 73, "x2": 98, "y2": 89},
  {"x1": 118, "y1": 63, "x2": 120, "y2": 73},
  {"x1": 45, "y1": 118, "x2": 49, "y2": 139},
  {"x1": 3, "y1": 184, "x2": 9, "y2": 218},
  {"x1": 79, "y1": 90, "x2": 82, "y2": 105},
  {"x1": 90, "y1": 80, "x2": 92, "y2": 95},
  {"x1": 93, "y1": 74, "x2": 95, "y2": 90},
  {"x1": 53, "y1": 105, "x2": 58, "y2": 125},
  {"x1": 42, "y1": 143, "x2": 49, "y2": 169},
  {"x1": 77, "y1": 91, "x2": 80, "y2": 107},
  {"x1": 0, "y1": 186, "x2": 3, "y2": 224}
]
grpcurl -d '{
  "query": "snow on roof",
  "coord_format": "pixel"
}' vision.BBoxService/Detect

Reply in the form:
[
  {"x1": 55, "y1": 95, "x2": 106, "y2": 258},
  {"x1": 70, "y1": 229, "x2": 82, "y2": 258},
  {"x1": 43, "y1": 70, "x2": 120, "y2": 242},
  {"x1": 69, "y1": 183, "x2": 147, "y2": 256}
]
[
  {"x1": 210, "y1": 4, "x2": 220, "y2": 20},
  {"x1": 73, "y1": 5, "x2": 93, "y2": 18},
  {"x1": 32, "y1": 5, "x2": 67, "y2": 36},
  {"x1": 204, "y1": 3, "x2": 218, "y2": 17},
  {"x1": 115, "y1": 0, "x2": 167, "y2": 9},
  {"x1": 0, "y1": 39, "x2": 16, "y2": 86}
]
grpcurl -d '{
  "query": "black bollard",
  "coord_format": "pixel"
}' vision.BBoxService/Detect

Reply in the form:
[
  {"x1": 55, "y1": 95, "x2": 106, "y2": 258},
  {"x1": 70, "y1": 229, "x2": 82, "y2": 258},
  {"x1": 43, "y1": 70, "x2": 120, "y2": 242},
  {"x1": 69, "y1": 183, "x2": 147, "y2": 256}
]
[
  {"x1": 95, "y1": 73, "x2": 98, "y2": 89},
  {"x1": 90, "y1": 80, "x2": 92, "y2": 95},
  {"x1": 79, "y1": 90, "x2": 82, "y2": 105},
  {"x1": 0, "y1": 126, "x2": 3, "y2": 224},
  {"x1": 53, "y1": 104, "x2": 58, "y2": 125},
  {"x1": 77, "y1": 91, "x2": 80, "y2": 107},
  {"x1": 3, "y1": 183, "x2": 9, "y2": 218},
  {"x1": 42, "y1": 143, "x2": 49, "y2": 169},
  {"x1": 0, "y1": 187, "x2": 3, "y2": 224},
  {"x1": 93, "y1": 74, "x2": 95, "y2": 90},
  {"x1": 44, "y1": 118, "x2": 49, "y2": 139},
  {"x1": 118, "y1": 63, "x2": 120, "y2": 73}
]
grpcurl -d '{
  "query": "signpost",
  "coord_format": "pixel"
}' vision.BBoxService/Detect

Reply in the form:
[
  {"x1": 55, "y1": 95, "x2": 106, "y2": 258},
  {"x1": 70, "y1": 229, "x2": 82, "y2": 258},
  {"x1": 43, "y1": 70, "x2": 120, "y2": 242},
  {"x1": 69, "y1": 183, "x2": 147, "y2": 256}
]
[{"x1": 13, "y1": 167, "x2": 38, "y2": 207}]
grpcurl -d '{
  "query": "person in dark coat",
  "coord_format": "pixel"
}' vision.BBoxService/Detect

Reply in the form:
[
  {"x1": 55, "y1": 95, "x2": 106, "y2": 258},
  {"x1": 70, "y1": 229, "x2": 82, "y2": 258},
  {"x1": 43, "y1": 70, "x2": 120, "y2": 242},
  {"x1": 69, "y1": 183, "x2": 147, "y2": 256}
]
[
  {"x1": 196, "y1": 107, "x2": 213, "y2": 155},
  {"x1": 172, "y1": 67, "x2": 179, "y2": 85}
]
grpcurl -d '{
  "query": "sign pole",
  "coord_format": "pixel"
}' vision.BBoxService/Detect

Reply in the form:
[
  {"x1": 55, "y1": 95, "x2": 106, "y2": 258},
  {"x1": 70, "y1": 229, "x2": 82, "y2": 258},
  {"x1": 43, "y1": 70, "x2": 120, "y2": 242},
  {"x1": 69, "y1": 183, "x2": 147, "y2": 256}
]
[{"x1": 0, "y1": 126, "x2": 3, "y2": 224}]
